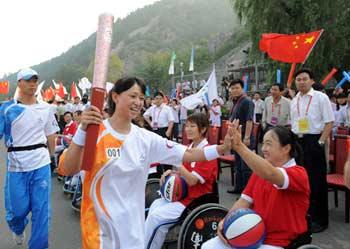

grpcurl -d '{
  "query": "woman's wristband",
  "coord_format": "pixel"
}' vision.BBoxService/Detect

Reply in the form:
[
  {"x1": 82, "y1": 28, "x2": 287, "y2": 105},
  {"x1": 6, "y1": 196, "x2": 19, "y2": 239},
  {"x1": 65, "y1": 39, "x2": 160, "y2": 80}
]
[
  {"x1": 72, "y1": 128, "x2": 87, "y2": 147},
  {"x1": 204, "y1": 145, "x2": 220, "y2": 161}
]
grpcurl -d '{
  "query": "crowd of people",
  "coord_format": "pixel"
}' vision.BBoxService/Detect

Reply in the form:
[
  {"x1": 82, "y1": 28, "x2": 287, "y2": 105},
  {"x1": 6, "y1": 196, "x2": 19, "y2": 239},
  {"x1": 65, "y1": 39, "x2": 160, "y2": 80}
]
[{"x1": 0, "y1": 67, "x2": 350, "y2": 249}]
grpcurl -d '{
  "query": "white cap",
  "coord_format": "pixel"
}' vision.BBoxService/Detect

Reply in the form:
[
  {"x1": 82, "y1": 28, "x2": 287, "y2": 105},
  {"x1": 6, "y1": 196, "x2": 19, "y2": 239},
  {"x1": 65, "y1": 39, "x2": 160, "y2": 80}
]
[{"x1": 17, "y1": 68, "x2": 38, "y2": 81}]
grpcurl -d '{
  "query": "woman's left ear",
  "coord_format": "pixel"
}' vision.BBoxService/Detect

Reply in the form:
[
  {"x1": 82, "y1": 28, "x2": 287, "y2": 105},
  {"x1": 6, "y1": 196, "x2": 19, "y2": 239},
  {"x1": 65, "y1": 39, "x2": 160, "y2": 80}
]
[
  {"x1": 201, "y1": 128, "x2": 207, "y2": 137},
  {"x1": 283, "y1": 144, "x2": 292, "y2": 156}
]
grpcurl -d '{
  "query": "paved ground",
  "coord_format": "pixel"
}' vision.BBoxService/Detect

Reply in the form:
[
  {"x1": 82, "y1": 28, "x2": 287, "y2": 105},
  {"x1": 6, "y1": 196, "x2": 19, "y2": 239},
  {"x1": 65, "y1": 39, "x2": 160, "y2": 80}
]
[{"x1": 0, "y1": 143, "x2": 349, "y2": 249}]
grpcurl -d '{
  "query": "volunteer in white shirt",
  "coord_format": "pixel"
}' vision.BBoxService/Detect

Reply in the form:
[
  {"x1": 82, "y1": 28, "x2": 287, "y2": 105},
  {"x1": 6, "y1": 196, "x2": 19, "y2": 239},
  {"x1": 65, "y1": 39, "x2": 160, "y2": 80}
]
[
  {"x1": 169, "y1": 98, "x2": 180, "y2": 140},
  {"x1": 290, "y1": 68, "x2": 334, "y2": 233},
  {"x1": 143, "y1": 92, "x2": 174, "y2": 139},
  {"x1": 252, "y1": 92, "x2": 264, "y2": 122}
]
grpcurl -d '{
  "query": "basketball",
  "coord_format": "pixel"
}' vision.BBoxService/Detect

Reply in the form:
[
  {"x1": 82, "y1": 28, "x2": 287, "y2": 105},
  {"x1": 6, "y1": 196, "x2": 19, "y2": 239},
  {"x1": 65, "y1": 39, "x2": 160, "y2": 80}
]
[
  {"x1": 223, "y1": 208, "x2": 265, "y2": 249},
  {"x1": 160, "y1": 174, "x2": 188, "y2": 202}
]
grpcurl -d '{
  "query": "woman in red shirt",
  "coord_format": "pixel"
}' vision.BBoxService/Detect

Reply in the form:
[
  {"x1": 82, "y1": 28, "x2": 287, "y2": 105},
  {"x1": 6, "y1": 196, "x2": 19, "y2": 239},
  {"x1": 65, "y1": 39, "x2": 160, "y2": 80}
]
[
  {"x1": 145, "y1": 113, "x2": 218, "y2": 249},
  {"x1": 202, "y1": 121, "x2": 310, "y2": 249}
]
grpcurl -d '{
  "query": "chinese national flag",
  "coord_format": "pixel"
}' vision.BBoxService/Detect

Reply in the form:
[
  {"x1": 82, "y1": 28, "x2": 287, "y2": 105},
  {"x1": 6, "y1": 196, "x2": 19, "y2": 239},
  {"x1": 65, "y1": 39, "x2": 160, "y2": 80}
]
[
  {"x1": 259, "y1": 30, "x2": 323, "y2": 63},
  {"x1": 0, "y1": 81, "x2": 9, "y2": 94},
  {"x1": 70, "y1": 82, "x2": 77, "y2": 99},
  {"x1": 57, "y1": 83, "x2": 65, "y2": 98},
  {"x1": 44, "y1": 87, "x2": 55, "y2": 101}
]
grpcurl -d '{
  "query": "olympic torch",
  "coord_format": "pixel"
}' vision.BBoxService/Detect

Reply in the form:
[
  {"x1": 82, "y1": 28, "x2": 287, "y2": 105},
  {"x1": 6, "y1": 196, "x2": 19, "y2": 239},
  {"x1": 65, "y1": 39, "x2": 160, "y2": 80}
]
[{"x1": 82, "y1": 13, "x2": 114, "y2": 171}]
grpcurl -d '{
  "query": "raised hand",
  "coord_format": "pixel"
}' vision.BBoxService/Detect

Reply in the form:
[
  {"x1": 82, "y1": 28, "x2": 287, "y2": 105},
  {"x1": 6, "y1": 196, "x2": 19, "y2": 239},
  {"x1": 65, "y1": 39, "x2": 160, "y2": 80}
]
[{"x1": 230, "y1": 119, "x2": 244, "y2": 150}]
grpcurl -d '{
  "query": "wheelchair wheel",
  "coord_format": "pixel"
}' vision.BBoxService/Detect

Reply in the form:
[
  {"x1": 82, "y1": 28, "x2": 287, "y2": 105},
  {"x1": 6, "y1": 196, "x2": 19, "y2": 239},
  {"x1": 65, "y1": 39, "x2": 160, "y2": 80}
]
[
  {"x1": 145, "y1": 178, "x2": 161, "y2": 217},
  {"x1": 177, "y1": 203, "x2": 228, "y2": 249},
  {"x1": 297, "y1": 245, "x2": 322, "y2": 249}
]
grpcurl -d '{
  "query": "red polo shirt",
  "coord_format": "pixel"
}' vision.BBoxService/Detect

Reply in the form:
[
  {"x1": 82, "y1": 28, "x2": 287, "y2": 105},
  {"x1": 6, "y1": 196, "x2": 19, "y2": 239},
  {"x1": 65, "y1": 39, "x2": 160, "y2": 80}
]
[
  {"x1": 180, "y1": 139, "x2": 218, "y2": 206},
  {"x1": 241, "y1": 159, "x2": 310, "y2": 247}
]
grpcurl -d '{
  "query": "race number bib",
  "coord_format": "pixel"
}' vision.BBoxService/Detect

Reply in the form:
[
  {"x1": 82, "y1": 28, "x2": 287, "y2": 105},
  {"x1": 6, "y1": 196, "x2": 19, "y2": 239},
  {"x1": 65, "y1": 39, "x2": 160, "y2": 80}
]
[
  {"x1": 298, "y1": 118, "x2": 310, "y2": 133},
  {"x1": 106, "y1": 148, "x2": 121, "y2": 160}
]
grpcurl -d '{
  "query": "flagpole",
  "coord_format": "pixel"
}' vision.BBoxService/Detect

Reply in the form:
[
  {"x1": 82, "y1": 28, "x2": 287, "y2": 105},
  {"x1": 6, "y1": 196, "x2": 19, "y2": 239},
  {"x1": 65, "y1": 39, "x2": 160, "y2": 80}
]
[{"x1": 287, "y1": 63, "x2": 297, "y2": 89}]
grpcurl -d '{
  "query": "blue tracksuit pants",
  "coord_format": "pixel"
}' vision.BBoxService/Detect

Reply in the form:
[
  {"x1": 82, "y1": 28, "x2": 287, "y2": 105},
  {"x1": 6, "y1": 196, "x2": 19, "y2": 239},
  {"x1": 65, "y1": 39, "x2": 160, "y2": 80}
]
[{"x1": 4, "y1": 164, "x2": 51, "y2": 249}]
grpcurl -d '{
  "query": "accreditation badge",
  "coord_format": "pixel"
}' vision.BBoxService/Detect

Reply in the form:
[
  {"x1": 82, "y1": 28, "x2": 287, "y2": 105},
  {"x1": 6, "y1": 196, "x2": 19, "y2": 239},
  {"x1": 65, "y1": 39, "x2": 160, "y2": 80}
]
[
  {"x1": 271, "y1": 116, "x2": 278, "y2": 126},
  {"x1": 298, "y1": 118, "x2": 310, "y2": 133},
  {"x1": 152, "y1": 122, "x2": 158, "y2": 130}
]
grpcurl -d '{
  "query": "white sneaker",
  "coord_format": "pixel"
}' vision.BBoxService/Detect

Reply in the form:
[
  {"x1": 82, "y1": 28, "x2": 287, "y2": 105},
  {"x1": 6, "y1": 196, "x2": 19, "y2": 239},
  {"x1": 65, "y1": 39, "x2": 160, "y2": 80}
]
[{"x1": 12, "y1": 231, "x2": 25, "y2": 245}]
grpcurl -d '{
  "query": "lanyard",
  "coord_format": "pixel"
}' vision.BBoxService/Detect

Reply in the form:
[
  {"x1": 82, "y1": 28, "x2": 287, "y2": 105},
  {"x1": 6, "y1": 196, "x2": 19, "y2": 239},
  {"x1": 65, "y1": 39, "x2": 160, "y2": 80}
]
[
  {"x1": 297, "y1": 95, "x2": 313, "y2": 117},
  {"x1": 230, "y1": 95, "x2": 245, "y2": 118},
  {"x1": 271, "y1": 101, "x2": 281, "y2": 116},
  {"x1": 153, "y1": 105, "x2": 164, "y2": 123}
]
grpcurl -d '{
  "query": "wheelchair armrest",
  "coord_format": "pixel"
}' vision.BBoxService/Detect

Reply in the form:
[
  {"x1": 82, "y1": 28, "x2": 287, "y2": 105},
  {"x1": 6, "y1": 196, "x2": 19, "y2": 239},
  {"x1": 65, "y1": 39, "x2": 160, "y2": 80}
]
[{"x1": 179, "y1": 192, "x2": 219, "y2": 220}]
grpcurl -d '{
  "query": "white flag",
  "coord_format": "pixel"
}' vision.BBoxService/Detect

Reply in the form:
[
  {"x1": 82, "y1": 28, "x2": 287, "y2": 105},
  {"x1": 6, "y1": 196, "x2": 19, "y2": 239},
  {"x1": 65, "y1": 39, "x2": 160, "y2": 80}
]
[
  {"x1": 180, "y1": 67, "x2": 218, "y2": 110},
  {"x1": 35, "y1": 80, "x2": 45, "y2": 96},
  {"x1": 52, "y1": 79, "x2": 59, "y2": 89},
  {"x1": 78, "y1": 77, "x2": 92, "y2": 95},
  {"x1": 35, "y1": 80, "x2": 45, "y2": 102},
  {"x1": 168, "y1": 52, "x2": 176, "y2": 75},
  {"x1": 189, "y1": 46, "x2": 194, "y2": 72},
  {"x1": 205, "y1": 66, "x2": 219, "y2": 105}
]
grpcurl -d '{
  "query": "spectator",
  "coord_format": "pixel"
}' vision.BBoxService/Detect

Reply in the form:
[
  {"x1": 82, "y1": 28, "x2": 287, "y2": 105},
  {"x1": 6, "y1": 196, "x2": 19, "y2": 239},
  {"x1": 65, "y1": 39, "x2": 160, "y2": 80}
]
[
  {"x1": 209, "y1": 99, "x2": 222, "y2": 127},
  {"x1": 227, "y1": 79, "x2": 254, "y2": 194},
  {"x1": 252, "y1": 92, "x2": 264, "y2": 123},
  {"x1": 262, "y1": 84, "x2": 291, "y2": 131},
  {"x1": 290, "y1": 68, "x2": 334, "y2": 233}
]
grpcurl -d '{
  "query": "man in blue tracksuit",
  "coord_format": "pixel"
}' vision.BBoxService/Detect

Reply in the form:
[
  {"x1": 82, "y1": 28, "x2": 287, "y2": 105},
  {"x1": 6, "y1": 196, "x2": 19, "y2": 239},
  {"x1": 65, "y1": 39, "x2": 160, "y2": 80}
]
[{"x1": 0, "y1": 68, "x2": 59, "y2": 249}]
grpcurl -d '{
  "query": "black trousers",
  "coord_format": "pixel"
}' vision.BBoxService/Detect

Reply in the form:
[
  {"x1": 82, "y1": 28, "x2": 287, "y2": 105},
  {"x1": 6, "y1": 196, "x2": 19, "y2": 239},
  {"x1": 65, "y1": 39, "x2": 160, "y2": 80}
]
[
  {"x1": 298, "y1": 134, "x2": 329, "y2": 226},
  {"x1": 153, "y1": 127, "x2": 168, "y2": 138},
  {"x1": 255, "y1": 113, "x2": 262, "y2": 123}
]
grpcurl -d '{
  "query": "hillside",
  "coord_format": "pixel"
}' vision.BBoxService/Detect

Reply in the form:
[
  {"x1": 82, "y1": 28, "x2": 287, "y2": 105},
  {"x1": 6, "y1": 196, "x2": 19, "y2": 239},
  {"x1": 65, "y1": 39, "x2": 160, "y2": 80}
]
[{"x1": 6, "y1": 0, "x2": 242, "y2": 92}]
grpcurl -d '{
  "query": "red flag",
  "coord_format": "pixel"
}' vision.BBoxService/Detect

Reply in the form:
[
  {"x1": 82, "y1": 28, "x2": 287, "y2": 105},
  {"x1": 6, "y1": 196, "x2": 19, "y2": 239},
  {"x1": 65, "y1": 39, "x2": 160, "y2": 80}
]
[
  {"x1": 57, "y1": 83, "x2": 65, "y2": 98},
  {"x1": 259, "y1": 30, "x2": 323, "y2": 63},
  {"x1": 70, "y1": 82, "x2": 77, "y2": 99},
  {"x1": 0, "y1": 81, "x2": 9, "y2": 94},
  {"x1": 44, "y1": 87, "x2": 55, "y2": 101}
]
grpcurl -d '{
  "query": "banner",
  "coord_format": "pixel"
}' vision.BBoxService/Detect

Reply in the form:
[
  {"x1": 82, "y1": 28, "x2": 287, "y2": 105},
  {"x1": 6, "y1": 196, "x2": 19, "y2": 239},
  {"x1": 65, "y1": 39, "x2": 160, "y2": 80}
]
[{"x1": 180, "y1": 67, "x2": 218, "y2": 109}]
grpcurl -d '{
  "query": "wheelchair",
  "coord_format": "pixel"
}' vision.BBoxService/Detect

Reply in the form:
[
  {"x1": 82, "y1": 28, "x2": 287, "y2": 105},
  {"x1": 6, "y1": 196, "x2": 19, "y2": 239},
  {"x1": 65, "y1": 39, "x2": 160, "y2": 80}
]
[
  {"x1": 63, "y1": 174, "x2": 81, "y2": 198},
  {"x1": 145, "y1": 178, "x2": 228, "y2": 249}
]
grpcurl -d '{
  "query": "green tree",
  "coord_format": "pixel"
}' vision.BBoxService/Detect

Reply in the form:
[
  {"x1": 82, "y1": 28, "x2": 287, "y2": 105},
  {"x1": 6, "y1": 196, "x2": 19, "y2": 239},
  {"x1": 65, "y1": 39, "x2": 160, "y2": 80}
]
[
  {"x1": 230, "y1": 0, "x2": 350, "y2": 81},
  {"x1": 86, "y1": 53, "x2": 124, "y2": 83},
  {"x1": 133, "y1": 52, "x2": 170, "y2": 90},
  {"x1": 108, "y1": 54, "x2": 124, "y2": 82}
]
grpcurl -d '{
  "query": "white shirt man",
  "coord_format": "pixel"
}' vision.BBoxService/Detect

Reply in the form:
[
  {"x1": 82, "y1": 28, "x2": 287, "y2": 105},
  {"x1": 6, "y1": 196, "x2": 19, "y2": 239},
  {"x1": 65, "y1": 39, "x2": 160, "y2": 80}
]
[
  {"x1": 262, "y1": 84, "x2": 291, "y2": 129},
  {"x1": 291, "y1": 88, "x2": 334, "y2": 135},
  {"x1": 143, "y1": 94, "x2": 175, "y2": 138},
  {"x1": 290, "y1": 69, "x2": 334, "y2": 233},
  {"x1": 252, "y1": 93, "x2": 264, "y2": 123}
]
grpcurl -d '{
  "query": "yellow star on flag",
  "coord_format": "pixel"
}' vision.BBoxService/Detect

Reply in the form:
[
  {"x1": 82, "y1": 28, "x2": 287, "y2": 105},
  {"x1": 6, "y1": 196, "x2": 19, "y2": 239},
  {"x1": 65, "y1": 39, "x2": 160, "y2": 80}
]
[{"x1": 304, "y1": 36, "x2": 315, "y2": 44}]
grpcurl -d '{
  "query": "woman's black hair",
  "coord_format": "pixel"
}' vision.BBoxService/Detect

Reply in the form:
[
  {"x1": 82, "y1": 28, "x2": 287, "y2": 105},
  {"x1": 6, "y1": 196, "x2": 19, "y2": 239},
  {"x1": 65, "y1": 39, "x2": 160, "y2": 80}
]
[
  {"x1": 107, "y1": 77, "x2": 146, "y2": 116},
  {"x1": 266, "y1": 126, "x2": 303, "y2": 165},
  {"x1": 186, "y1": 113, "x2": 209, "y2": 137}
]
